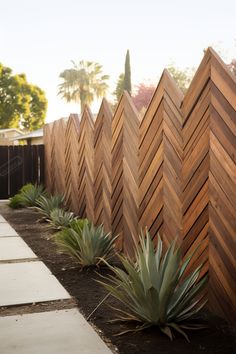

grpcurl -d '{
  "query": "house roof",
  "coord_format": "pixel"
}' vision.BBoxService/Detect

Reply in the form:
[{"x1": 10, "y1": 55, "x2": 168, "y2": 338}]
[
  {"x1": 13, "y1": 128, "x2": 43, "y2": 140},
  {"x1": 0, "y1": 128, "x2": 23, "y2": 134}
]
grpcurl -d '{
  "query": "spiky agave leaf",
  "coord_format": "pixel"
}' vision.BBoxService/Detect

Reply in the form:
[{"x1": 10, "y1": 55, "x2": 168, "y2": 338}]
[
  {"x1": 54, "y1": 221, "x2": 118, "y2": 267},
  {"x1": 35, "y1": 195, "x2": 64, "y2": 218},
  {"x1": 98, "y1": 230, "x2": 207, "y2": 341},
  {"x1": 9, "y1": 183, "x2": 46, "y2": 209},
  {"x1": 20, "y1": 183, "x2": 47, "y2": 206},
  {"x1": 47, "y1": 208, "x2": 76, "y2": 230}
]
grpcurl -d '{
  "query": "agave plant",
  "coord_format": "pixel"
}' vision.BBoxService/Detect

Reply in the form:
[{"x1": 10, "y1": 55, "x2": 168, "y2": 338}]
[
  {"x1": 98, "y1": 231, "x2": 207, "y2": 341},
  {"x1": 35, "y1": 195, "x2": 64, "y2": 218},
  {"x1": 9, "y1": 183, "x2": 46, "y2": 209},
  {"x1": 47, "y1": 208, "x2": 76, "y2": 230},
  {"x1": 54, "y1": 220, "x2": 117, "y2": 267}
]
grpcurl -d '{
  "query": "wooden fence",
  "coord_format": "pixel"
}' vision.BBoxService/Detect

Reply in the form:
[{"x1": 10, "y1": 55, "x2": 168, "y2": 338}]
[
  {"x1": 0, "y1": 145, "x2": 44, "y2": 199},
  {"x1": 44, "y1": 48, "x2": 236, "y2": 325}
]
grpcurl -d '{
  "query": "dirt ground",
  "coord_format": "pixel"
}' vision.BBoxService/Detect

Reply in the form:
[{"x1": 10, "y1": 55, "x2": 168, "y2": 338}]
[{"x1": 1, "y1": 203, "x2": 236, "y2": 354}]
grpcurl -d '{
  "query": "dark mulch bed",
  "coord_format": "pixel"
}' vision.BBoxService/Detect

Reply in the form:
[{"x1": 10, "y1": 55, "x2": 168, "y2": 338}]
[{"x1": 1, "y1": 203, "x2": 236, "y2": 354}]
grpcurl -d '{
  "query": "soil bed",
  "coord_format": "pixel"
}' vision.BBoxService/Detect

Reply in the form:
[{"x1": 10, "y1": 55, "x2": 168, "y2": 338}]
[{"x1": 1, "y1": 203, "x2": 236, "y2": 354}]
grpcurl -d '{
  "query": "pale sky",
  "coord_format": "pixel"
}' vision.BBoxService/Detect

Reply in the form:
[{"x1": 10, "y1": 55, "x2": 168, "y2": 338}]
[{"x1": 1, "y1": 0, "x2": 236, "y2": 122}]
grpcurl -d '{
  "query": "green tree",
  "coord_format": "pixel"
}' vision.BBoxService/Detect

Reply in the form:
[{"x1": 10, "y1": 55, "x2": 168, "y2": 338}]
[
  {"x1": 113, "y1": 50, "x2": 132, "y2": 103},
  {"x1": 124, "y1": 49, "x2": 131, "y2": 94},
  {"x1": 113, "y1": 73, "x2": 124, "y2": 103},
  {"x1": 167, "y1": 63, "x2": 195, "y2": 93},
  {"x1": 0, "y1": 64, "x2": 47, "y2": 130},
  {"x1": 58, "y1": 60, "x2": 109, "y2": 113}
]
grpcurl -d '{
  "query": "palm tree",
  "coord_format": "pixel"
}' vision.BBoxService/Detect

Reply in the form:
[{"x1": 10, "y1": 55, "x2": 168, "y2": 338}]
[{"x1": 58, "y1": 61, "x2": 109, "y2": 113}]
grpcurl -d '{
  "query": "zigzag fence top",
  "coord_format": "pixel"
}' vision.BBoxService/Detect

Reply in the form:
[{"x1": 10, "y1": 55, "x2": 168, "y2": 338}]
[{"x1": 43, "y1": 48, "x2": 236, "y2": 325}]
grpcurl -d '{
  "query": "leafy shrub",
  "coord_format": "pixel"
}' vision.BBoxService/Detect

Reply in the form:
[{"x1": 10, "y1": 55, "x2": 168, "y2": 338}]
[
  {"x1": 8, "y1": 193, "x2": 25, "y2": 209},
  {"x1": 47, "y1": 208, "x2": 75, "y2": 230},
  {"x1": 35, "y1": 195, "x2": 64, "y2": 218},
  {"x1": 99, "y1": 231, "x2": 207, "y2": 341},
  {"x1": 68, "y1": 218, "x2": 90, "y2": 232},
  {"x1": 9, "y1": 183, "x2": 46, "y2": 209},
  {"x1": 55, "y1": 220, "x2": 117, "y2": 267}
]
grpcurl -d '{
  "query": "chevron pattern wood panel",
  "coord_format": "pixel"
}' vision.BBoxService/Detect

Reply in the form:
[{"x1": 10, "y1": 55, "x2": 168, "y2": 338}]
[
  {"x1": 65, "y1": 114, "x2": 80, "y2": 213},
  {"x1": 139, "y1": 70, "x2": 183, "y2": 249},
  {"x1": 43, "y1": 123, "x2": 53, "y2": 193},
  {"x1": 111, "y1": 92, "x2": 140, "y2": 254},
  {"x1": 181, "y1": 50, "x2": 211, "y2": 281},
  {"x1": 43, "y1": 48, "x2": 236, "y2": 325},
  {"x1": 77, "y1": 106, "x2": 94, "y2": 220},
  {"x1": 49, "y1": 121, "x2": 56, "y2": 195},
  {"x1": 51, "y1": 119, "x2": 66, "y2": 196},
  {"x1": 208, "y1": 50, "x2": 236, "y2": 324},
  {"x1": 182, "y1": 48, "x2": 236, "y2": 324},
  {"x1": 94, "y1": 99, "x2": 112, "y2": 232}
]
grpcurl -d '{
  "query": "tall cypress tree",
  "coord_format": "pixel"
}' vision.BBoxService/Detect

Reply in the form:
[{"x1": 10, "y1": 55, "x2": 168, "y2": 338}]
[{"x1": 124, "y1": 49, "x2": 131, "y2": 94}]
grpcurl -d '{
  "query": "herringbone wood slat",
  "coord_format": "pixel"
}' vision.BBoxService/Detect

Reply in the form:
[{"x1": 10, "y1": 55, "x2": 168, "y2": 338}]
[
  {"x1": 51, "y1": 119, "x2": 66, "y2": 196},
  {"x1": 139, "y1": 70, "x2": 183, "y2": 249},
  {"x1": 65, "y1": 114, "x2": 80, "y2": 213},
  {"x1": 182, "y1": 48, "x2": 236, "y2": 324},
  {"x1": 111, "y1": 92, "x2": 140, "y2": 254},
  {"x1": 94, "y1": 99, "x2": 112, "y2": 232},
  {"x1": 43, "y1": 123, "x2": 53, "y2": 193},
  {"x1": 77, "y1": 106, "x2": 94, "y2": 220}
]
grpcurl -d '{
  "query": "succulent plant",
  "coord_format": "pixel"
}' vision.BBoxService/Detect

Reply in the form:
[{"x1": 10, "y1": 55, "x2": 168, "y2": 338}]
[
  {"x1": 55, "y1": 220, "x2": 117, "y2": 267},
  {"x1": 98, "y1": 231, "x2": 207, "y2": 341}
]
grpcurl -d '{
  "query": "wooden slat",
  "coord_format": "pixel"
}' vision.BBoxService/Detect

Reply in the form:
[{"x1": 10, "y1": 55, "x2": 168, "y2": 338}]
[
  {"x1": 182, "y1": 47, "x2": 236, "y2": 325},
  {"x1": 111, "y1": 92, "x2": 140, "y2": 254},
  {"x1": 43, "y1": 123, "x2": 53, "y2": 193},
  {"x1": 0, "y1": 145, "x2": 44, "y2": 198},
  {"x1": 94, "y1": 99, "x2": 112, "y2": 231},
  {"x1": 77, "y1": 106, "x2": 94, "y2": 220},
  {"x1": 0, "y1": 146, "x2": 9, "y2": 198},
  {"x1": 64, "y1": 114, "x2": 80, "y2": 213},
  {"x1": 52, "y1": 119, "x2": 66, "y2": 196},
  {"x1": 139, "y1": 70, "x2": 183, "y2": 249}
]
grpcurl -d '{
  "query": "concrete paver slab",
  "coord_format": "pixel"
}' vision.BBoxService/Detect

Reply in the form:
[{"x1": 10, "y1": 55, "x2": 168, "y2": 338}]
[
  {"x1": 0, "y1": 309, "x2": 112, "y2": 354},
  {"x1": 0, "y1": 237, "x2": 37, "y2": 261},
  {"x1": 0, "y1": 223, "x2": 18, "y2": 237},
  {"x1": 0, "y1": 261, "x2": 70, "y2": 306},
  {"x1": 0, "y1": 215, "x2": 7, "y2": 222}
]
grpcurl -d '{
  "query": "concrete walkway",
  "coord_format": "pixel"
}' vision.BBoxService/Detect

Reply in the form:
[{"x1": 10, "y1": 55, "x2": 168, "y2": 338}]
[{"x1": 0, "y1": 213, "x2": 113, "y2": 354}]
